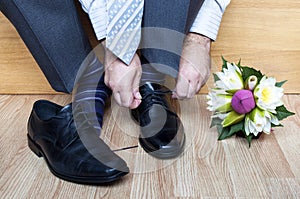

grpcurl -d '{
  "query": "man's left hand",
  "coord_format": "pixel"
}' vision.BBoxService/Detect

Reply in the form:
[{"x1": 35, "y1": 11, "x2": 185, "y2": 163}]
[{"x1": 173, "y1": 33, "x2": 211, "y2": 99}]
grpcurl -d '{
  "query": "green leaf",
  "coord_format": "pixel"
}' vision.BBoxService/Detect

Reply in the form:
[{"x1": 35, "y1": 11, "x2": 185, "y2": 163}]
[
  {"x1": 218, "y1": 126, "x2": 230, "y2": 140},
  {"x1": 210, "y1": 117, "x2": 223, "y2": 128},
  {"x1": 222, "y1": 111, "x2": 245, "y2": 127},
  {"x1": 225, "y1": 89, "x2": 239, "y2": 94},
  {"x1": 237, "y1": 58, "x2": 242, "y2": 67},
  {"x1": 246, "y1": 134, "x2": 254, "y2": 148},
  {"x1": 216, "y1": 124, "x2": 223, "y2": 135},
  {"x1": 216, "y1": 102, "x2": 232, "y2": 113},
  {"x1": 240, "y1": 66, "x2": 263, "y2": 82},
  {"x1": 275, "y1": 80, "x2": 287, "y2": 87},
  {"x1": 221, "y1": 56, "x2": 228, "y2": 68},
  {"x1": 228, "y1": 121, "x2": 244, "y2": 136},
  {"x1": 275, "y1": 105, "x2": 295, "y2": 120},
  {"x1": 217, "y1": 122, "x2": 244, "y2": 140},
  {"x1": 213, "y1": 73, "x2": 220, "y2": 82}
]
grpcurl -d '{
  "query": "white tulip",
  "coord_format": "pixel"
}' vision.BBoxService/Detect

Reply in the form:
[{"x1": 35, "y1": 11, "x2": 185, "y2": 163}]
[
  {"x1": 245, "y1": 108, "x2": 271, "y2": 136},
  {"x1": 207, "y1": 89, "x2": 232, "y2": 113},
  {"x1": 215, "y1": 63, "x2": 244, "y2": 91},
  {"x1": 265, "y1": 111, "x2": 280, "y2": 126},
  {"x1": 254, "y1": 76, "x2": 284, "y2": 113}
]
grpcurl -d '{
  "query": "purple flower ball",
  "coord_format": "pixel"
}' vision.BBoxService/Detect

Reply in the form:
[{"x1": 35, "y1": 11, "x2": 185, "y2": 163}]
[{"x1": 231, "y1": 90, "x2": 256, "y2": 114}]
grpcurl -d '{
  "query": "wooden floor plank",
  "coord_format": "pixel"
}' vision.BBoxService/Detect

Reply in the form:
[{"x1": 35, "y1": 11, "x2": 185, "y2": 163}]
[{"x1": 0, "y1": 94, "x2": 299, "y2": 198}]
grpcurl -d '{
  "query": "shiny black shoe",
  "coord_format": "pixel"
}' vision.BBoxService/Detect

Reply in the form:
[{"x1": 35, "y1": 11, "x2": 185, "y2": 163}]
[
  {"x1": 27, "y1": 100, "x2": 129, "y2": 185},
  {"x1": 131, "y1": 83, "x2": 185, "y2": 159}
]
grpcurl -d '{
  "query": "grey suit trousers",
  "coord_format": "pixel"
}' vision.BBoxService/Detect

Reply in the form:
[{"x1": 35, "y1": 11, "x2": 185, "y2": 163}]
[{"x1": 0, "y1": 0, "x2": 204, "y2": 93}]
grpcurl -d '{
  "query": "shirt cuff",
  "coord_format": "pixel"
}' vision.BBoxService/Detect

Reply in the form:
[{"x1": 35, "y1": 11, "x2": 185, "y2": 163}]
[
  {"x1": 190, "y1": 0, "x2": 230, "y2": 41},
  {"x1": 78, "y1": 0, "x2": 95, "y2": 12},
  {"x1": 80, "y1": 0, "x2": 107, "y2": 40}
]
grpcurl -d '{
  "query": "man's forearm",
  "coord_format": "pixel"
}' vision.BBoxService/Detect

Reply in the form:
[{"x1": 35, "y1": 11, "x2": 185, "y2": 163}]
[{"x1": 184, "y1": 33, "x2": 211, "y2": 51}]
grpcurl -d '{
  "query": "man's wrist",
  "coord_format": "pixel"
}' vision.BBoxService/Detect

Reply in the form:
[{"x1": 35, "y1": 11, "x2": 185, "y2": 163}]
[
  {"x1": 103, "y1": 44, "x2": 119, "y2": 69},
  {"x1": 185, "y1": 32, "x2": 211, "y2": 51},
  {"x1": 100, "y1": 38, "x2": 106, "y2": 47}
]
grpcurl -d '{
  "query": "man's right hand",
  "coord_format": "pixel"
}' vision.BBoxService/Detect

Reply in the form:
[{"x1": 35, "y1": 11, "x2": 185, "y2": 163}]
[{"x1": 104, "y1": 49, "x2": 142, "y2": 109}]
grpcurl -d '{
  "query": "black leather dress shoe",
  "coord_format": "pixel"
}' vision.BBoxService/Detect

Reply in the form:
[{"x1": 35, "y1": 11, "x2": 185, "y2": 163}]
[
  {"x1": 27, "y1": 100, "x2": 129, "y2": 185},
  {"x1": 131, "y1": 83, "x2": 185, "y2": 159}
]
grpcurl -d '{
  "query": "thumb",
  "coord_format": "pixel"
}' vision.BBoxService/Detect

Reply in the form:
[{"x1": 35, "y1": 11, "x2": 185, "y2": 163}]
[
  {"x1": 129, "y1": 98, "x2": 142, "y2": 109},
  {"x1": 134, "y1": 90, "x2": 142, "y2": 100}
]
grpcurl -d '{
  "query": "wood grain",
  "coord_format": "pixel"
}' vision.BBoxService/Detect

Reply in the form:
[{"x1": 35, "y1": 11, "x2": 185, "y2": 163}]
[
  {"x1": 0, "y1": 94, "x2": 299, "y2": 198},
  {"x1": 0, "y1": 16, "x2": 56, "y2": 94},
  {"x1": 0, "y1": 0, "x2": 299, "y2": 94},
  {"x1": 211, "y1": 0, "x2": 300, "y2": 94}
]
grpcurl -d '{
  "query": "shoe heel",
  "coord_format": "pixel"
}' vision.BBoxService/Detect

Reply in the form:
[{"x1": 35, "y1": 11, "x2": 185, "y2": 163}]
[{"x1": 27, "y1": 134, "x2": 43, "y2": 157}]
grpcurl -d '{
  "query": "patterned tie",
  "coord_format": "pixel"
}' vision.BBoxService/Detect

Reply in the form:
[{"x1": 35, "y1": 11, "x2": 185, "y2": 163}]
[{"x1": 106, "y1": 0, "x2": 144, "y2": 65}]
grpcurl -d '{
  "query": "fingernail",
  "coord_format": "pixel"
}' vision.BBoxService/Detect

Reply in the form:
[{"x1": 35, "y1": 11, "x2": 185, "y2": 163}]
[
  {"x1": 136, "y1": 92, "x2": 142, "y2": 99},
  {"x1": 130, "y1": 99, "x2": 142, "y2": 109}
]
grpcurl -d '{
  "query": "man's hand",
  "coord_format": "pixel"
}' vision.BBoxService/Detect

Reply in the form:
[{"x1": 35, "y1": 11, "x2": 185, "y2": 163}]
[
  {"x1": 173, "y1": 33, "x2": 211, "y2": 99},
  {"x1": 104, "y1": 48, "x2": 142, "y2": 109}
]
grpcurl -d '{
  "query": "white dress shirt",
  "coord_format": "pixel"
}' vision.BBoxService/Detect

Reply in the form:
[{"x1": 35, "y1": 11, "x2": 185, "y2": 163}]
[{"x1": 79, "y1": 0, "x2": 231, "y2": 41}]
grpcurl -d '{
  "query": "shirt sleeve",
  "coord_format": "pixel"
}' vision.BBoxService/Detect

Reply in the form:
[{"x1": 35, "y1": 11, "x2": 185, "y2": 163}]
[
  {"x1": 78, "y1": 0, "x2": 107, "y2": 40},
  {"x1": 190, "y1": 0, "x2": 231, "y2": 41}
]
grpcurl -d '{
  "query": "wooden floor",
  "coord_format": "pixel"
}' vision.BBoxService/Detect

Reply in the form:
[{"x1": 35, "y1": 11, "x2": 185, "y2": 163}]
[
  {"x1": 0, "y1": 94, "x2": 299, "y2": 198},
  {"x1": 1, "y1": 0, "x2": 300, "y2": 94}
]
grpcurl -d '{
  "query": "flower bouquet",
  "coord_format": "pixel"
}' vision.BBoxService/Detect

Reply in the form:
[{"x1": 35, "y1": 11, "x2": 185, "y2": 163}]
[{"x1": 207, "y1": 57, "x2": 294, "y2": 146}]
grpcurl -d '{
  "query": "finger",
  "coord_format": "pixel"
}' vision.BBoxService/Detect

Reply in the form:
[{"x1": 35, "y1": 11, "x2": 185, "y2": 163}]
[
  {"x1": 196, "y1": 80, "x2": 202, "y2": 93},
  {"x1": 129, "y1": 99, "x2": 142, "y2": 109},
  {"x1": 113, "y1": 91, "x2": 122, "y2": 107},
  {"x1": 187, "y1": 79, "x2": 198, "y2": 98},
  {"x1": 132, "y1": 62, "x2": 142, "y2": 93},
  {"x1": 195, "y1": 71, "x2": 210, "y2": 93},
  {"x1": 130, "y1": 89, "x2": 142, "y2": 109},
  {"x1": 132, "y1": 80, "x2": 141, "y2": 102},
  {"x1": 104, "y1": 72, "x2": 110, "y2": 87},
  {"x1": 134, "y1": 90, "x2": 142, "y2": 100},
  {"x1": 172, "y1": 91, "x2": 178, "y2": 99},
  {"x1": 119, "y1": 91, "x2": 134, "y2": 108},
  {"x1": 174, "y1": 74, "x2": 189, "y2": 99},
  {"x1": 115, "y1": 70, "x2": 135, "y2": 108}
]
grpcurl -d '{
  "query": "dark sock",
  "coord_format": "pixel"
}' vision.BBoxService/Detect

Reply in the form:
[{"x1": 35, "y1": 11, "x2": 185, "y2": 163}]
[
  {"x1": 73, "y1": 54, "x2": 111, "y2": 130},
  {"x1": 141, "y1": 64, "x2": 166, "y2": 85},
  {"x1": 140, "y1": 56, "x2": 166, "y2": 85}
]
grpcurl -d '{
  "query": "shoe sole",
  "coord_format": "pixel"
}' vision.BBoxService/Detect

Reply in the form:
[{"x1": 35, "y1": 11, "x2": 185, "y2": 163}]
[
  {"x1": 27, "y1": 134, "x2": 128, "y2": 185},
  {"x1": 138, "y1": 133, "x2": 186, "y2": 159}
]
